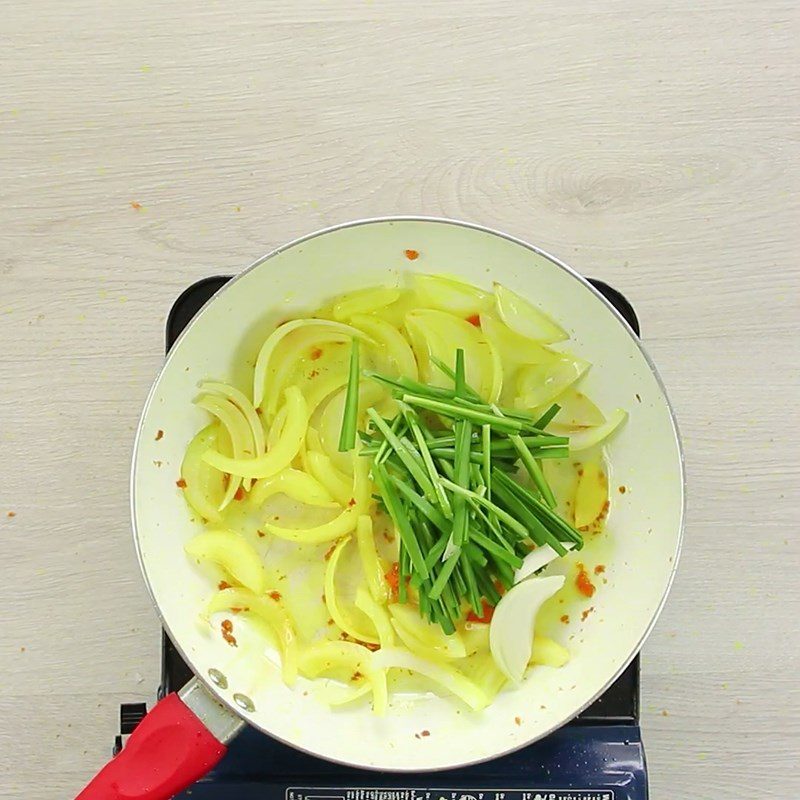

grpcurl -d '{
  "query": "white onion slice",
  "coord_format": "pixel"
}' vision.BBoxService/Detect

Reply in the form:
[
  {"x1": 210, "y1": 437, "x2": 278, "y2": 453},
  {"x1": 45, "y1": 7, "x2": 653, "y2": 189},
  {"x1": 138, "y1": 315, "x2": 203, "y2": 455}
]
[
  {"x1": 489, "y1": 575, "x2": 565, "y2": 683},
  {"x1": 514, "y1": 543, "x2": 575, "y2": 583}
]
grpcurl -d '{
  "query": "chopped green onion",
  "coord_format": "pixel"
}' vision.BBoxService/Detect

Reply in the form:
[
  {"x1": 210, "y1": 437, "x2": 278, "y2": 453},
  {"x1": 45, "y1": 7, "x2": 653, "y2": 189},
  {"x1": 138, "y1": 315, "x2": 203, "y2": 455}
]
[
  {"x1": 510, "y1": 434, "x2": 557, "y2": 508},
  {"x1": 337, "y1": 339, "x2": 360, "y2": 451}
]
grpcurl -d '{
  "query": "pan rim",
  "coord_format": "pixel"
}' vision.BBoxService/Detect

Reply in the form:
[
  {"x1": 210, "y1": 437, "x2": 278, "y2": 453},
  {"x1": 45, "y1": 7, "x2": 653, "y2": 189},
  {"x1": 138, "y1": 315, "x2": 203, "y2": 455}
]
[{"x1": 130, "y1": 214, "x2": 686, "y2": 772}]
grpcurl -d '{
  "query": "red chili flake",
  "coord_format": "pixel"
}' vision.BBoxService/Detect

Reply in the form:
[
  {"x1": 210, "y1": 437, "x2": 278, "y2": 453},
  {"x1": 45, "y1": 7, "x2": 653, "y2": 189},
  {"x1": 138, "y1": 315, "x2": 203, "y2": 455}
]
[
  {"x1": 220, "y1": 619, "x2": 237, "y2": 647},
  {"x1": 234, "y1": 486, "x2": 245, "y2": 501},
  {"x1": 385, "y1": 562, "x2": 400, "y2": 597},
  {"x1": 575, "y1": 563, "x2": 596, "y2": 598},
  {"x1": 560, "y1": 614, "x2": 570, "y2": 624},
  {"x1": 404, "y1": 249, "x2": 419, "y2": 260},
  {"x1": 155, "y1": 429, "x2": 164, "y2": 441},
  {"x1": 514, "y1": 716, "x2": 522, "y2": 726},
  {"x1": 594, "y1": 564, "x2": 606, "y2": 575},
  {"x1": 347, "y1": 497, "x2": 356, "y2": 508},
  {"x1": 324, "y1": 544, "x2": 337, "y2": 561},
  {"x1": 130, "y1": 201, "x2": 142, "y2": 210},
  {"x1": 230, "y1": 607, "x2": 248, "y2": 614},
  {"x1": 465, "y1": 313, "x2": 481, "y2": 327},
  {"x1": 310, "y1": 347, "x2": 323, "y2": 360},
  {"x1": 218, "y1": 581, "x2": 232, "y2": 590},
  {"x1": 466, "y1": 599, "x2": 495, "y2": 624},
  {"x1": 268, "y1": 590, "x2": 282, "y2": 601},
  {"x1": 175, "y1": 478, "x2": 187, "y2": 489},
  {"x1": 581, "y1": 606, "x2": 595, "y2": 621},
  {"x1": 7, "y1": 511, "x2": 16, "y2": 518}
]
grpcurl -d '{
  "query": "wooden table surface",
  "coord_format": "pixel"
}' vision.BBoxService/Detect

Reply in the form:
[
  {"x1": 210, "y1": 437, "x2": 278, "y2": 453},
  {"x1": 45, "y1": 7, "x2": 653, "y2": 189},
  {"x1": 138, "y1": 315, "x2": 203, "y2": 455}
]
[{"x1": 1, "y1": 2, "x2": 798, "y2": 797}]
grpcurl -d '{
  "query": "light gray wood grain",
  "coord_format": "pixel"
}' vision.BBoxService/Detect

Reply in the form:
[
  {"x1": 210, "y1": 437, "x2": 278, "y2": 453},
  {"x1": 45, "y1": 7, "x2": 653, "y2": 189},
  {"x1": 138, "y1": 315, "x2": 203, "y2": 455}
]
[{"x1": 1, "y1": 1, "x2": 798, "y2": 797}]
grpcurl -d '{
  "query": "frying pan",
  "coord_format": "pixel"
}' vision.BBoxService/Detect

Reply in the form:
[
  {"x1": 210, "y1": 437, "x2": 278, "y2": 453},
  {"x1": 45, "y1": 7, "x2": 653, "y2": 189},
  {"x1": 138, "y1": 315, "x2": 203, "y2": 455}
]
[{"x1": 77, "y1": 217, "x2": 684, "y2": 799}]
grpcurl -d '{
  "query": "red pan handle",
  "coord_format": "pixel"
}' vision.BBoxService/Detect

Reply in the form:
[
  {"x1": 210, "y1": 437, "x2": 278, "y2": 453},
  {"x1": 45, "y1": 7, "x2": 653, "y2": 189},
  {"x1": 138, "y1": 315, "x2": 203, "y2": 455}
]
[{"x1": 75, "y1": 692, "x2": 227, "y2": 800}]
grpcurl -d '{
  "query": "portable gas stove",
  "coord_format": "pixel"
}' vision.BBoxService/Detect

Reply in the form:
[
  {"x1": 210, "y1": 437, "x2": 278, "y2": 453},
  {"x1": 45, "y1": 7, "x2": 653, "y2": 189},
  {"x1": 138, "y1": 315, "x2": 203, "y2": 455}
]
[{"x1": 116, "y1": 274, "x2": 647, "y2": 800}]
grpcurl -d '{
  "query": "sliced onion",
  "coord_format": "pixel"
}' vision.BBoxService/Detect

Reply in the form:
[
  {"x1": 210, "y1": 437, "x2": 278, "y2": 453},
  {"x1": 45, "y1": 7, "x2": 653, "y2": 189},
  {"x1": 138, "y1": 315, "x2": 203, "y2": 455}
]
[
  {"x1": 549, "y1": 387, "x2": 606, "y2": 429},
  {"x1": 371, "y1": 647, "x2": 488, "y2": 711},
  {"x1": 493, "y1": 282, "x2": 569, "y2": 343},
  {"x1": 332, "y1": 287, "x2": 401, "y2": 320},
  {"x1": 180, "y1": 424, "x2": 226, "y2": 522},
  {"x1": 249, "y1": 468, "x2": 338, "y2": 509},
  {"x1": 207, "y1": 587, "x2": 298, "y2": 684},
  {"x1": 388, "y1": 604, "x2": 466, "y2": 660},
  {"x1": 261, "y1": 450, "x2": 372, "y2": 543},
  {"x1": 412, "y1": 273, "x2": 492, "y2": 317},
  {"x1": 298, "y1": 640, "x2": 387, "y2": 714},
  {"x1": 253, "y1": 319, "x2": 371, "y2": 410},
  {"x1": 324, "y1": 536, "x2": 379, "y2": 645},
  {"x1": 489, "y1": 574, "x2": 565, "y2": 683},
  {"x1": 514, "y1": 356, "x2": 590, "y2": 410},
  {"x1": 195, "y1": 393, "x2": 252, "y2": 505},
  {"x1": 405, "y1": 309, "x2": 502, "y2": 402},
  {"x1": 514, "y1": 542, "x2": 575, "y2": 583},
  {"x1": 266, "y1": 403, "x2": 289, "y2": 451},
  {"x1": 184, "y1": 529, "x2": 267, "y2": 594},
  {"x1": 199, "y1": 381, "x2": 265, "y2": 458},
  {"x1": 531, "y1": 635, "x2": 569, "y2": 668},
  {"x1": 306, "y1": 450, "x2": 354, "y2": 507},
  {"x1": 203, "y1": 387, "x2": 308, "y2": 479},
  {"x1": 574, "y1": 459, "x2": 609, "y2": 529},
  {"x1": 568, "y1": 408, "x2": 628, "y2": 452},
  {"x1": 355, "y1": 515, "x2": 390, "y2": 604},
  {"x1": 355, "y1": 586, "x2": 395, "y2": 648},
  {"x1": 457, "y1": 651, "x2": 507, "y2": 702},
  {"x1": 479, "y1": 313, "x2": 561, "y2": 368},
  {"x1": 350, "y1": 314, "x2": 418, "y2": 380}
]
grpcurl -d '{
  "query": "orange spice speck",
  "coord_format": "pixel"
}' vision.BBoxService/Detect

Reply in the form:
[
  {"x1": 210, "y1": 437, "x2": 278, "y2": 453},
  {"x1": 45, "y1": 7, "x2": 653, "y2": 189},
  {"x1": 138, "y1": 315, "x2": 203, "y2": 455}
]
[
  {"x1": 7, "y1": 511, "x2": 16, "y2": 518},
  {"x1": 514, "y1": 716, "x2": 522, "y2": 726},
  {"x1": 581, "y1": 606, "x2": 595, "y2": 621},
  {"x1": 234, "y1": 486, "x2": 245, "y2": 501},
  {"x1": 220, "y1": 619, "x2": 237, "y2": 647},
  {"x1": 257, "y1": 530, "x2": 265, "y2": 538},
  {"x1": 560, "y1": 614, "x2": 570, "y2": 624},
  {"x1": 310, "y1": 347, "x2": 323, "y2": 360},
  {"x1": 465, "y1": 314, "x2": 481, "y2": 327},
  {"x1": 218, "y1": 581, "x2": 232, "y2": 590},
  {"x1": 351, "y1": 671, "x2": 364, "y2": 682},
  {"x1": 466, "y1": 599, "x2": 495, "y2": 624},
  {"x1": 594, "y1": 564, "x2": 606, "y2": 575},
  {"x1": 324, "y1": 544, "x2": 337, "y2": 561},
  {"x1": 268, "y1": 590, "x2": 282, "y2": 601},
  {"x1": 155, "y1": 429, "x2": 164, "y2": 441},
  {"x1": 618, "y1": 485, "x2": 627, "y2": 494},
  {"x1": 130, "y1": 201, "x2": 142, "y2": 210},
  {"x1": 348, "y1": 497, "x2": 356, "y2": 507},
  {"x1": 575, "y1": 563, "x2": 596, "y2": 598},
  {"x1": 385, "y1": 562, "x2": 400, "y2": 598},
  {"x1": 308, "y1": 369, "x2": 319, "y2": 379},
  {"x1": 176, "y1": 478, "x2": 187, "y2": 489},
  {"x1": 420, "y1": 729, "x2": 430, "y2": 737},
  {"x1": 404, "y1": 249, "x2": 419, "y2": 260}
]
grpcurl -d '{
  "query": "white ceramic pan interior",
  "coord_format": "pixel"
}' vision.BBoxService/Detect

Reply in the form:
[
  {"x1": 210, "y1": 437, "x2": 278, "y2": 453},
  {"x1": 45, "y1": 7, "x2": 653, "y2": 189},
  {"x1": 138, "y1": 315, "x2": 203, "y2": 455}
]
[{"x1": 132, "y1": 217, "x2": 684, "y2": 771}]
